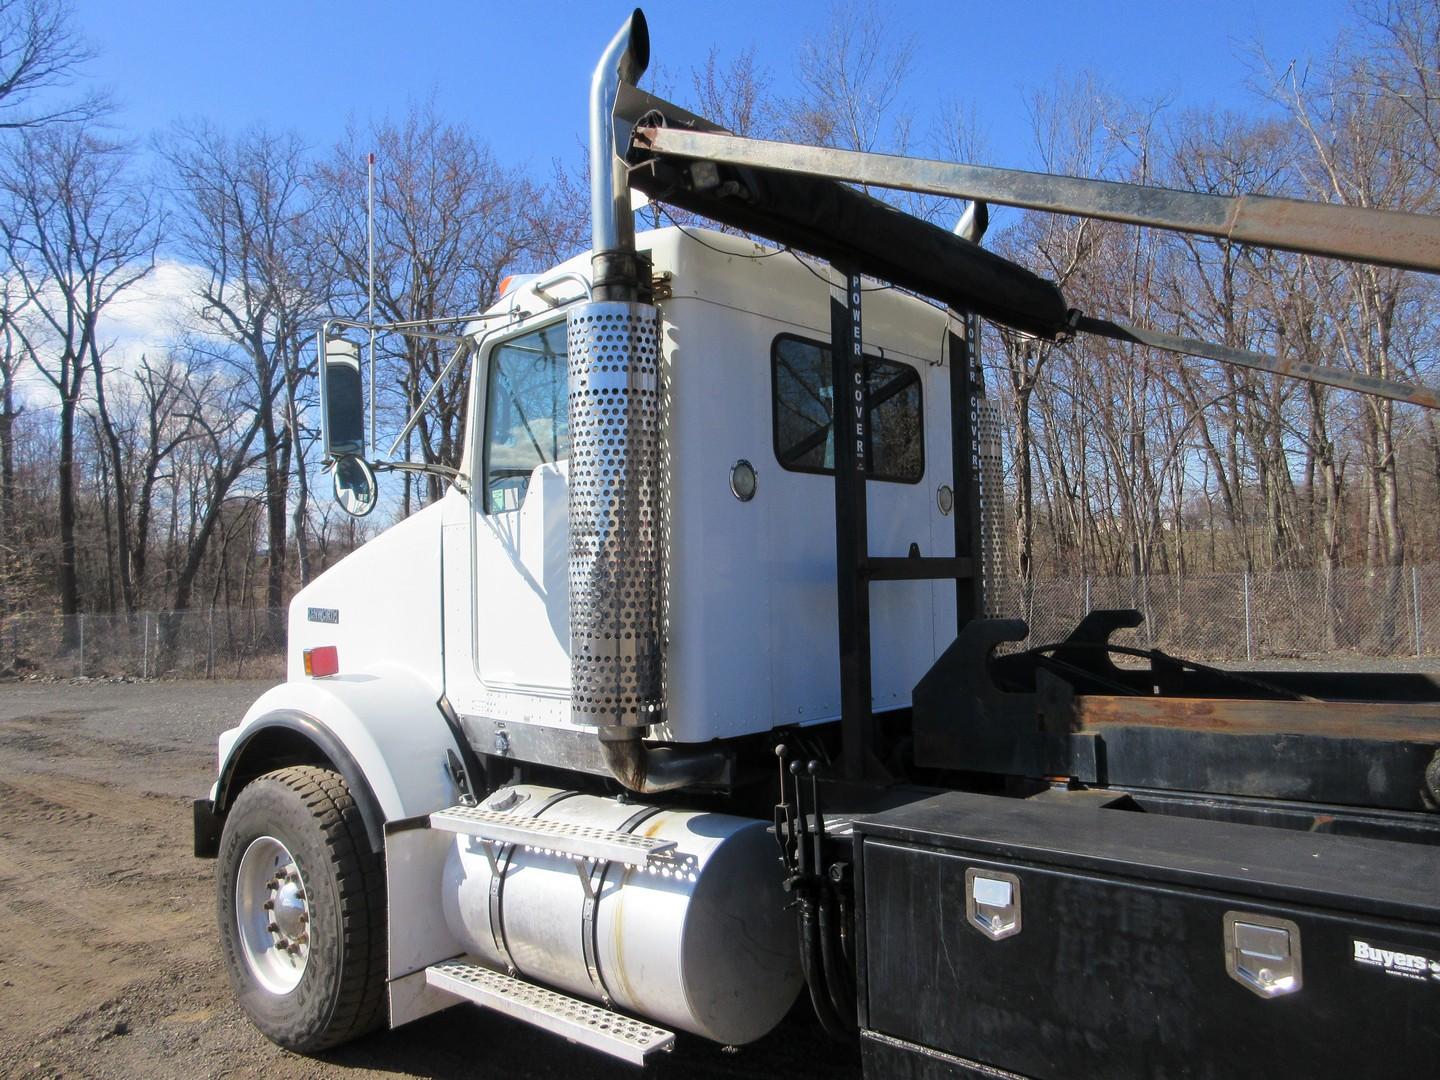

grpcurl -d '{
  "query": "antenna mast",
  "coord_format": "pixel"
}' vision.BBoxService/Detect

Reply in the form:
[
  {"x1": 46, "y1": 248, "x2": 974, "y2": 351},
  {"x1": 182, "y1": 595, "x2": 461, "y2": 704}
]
[{"x1": 367, "y1": 151, "x2": 376, "y2": 457}]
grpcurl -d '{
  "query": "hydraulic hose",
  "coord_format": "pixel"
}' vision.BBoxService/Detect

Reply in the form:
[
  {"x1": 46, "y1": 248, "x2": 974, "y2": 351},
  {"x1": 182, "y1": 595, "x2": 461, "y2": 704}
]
[
  {"x1": 818, "y1": 883, "x2": 857, "y2": 1025},
  {"x1": 796, "y1": 887, "x2": 853, "y2": 1041}
]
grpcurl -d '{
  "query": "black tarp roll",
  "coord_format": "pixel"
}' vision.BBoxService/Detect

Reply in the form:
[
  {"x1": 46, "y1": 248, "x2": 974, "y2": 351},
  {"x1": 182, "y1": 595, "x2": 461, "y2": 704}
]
[{"x1": 628, "y1": 155, "x2": 1073, "y2": 339}]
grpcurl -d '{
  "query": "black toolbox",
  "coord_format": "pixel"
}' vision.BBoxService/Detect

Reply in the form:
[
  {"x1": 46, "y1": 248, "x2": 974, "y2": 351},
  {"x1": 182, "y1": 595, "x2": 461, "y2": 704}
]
[{"x1": 853, "y1": 791, "x2": 1440, "y2": 1079}]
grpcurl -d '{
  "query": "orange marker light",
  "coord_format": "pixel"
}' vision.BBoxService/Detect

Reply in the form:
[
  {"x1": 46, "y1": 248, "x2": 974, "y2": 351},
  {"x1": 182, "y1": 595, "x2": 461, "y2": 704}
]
[{"x1": 303, "y1": 646, "x2": 339, "y2": 678}]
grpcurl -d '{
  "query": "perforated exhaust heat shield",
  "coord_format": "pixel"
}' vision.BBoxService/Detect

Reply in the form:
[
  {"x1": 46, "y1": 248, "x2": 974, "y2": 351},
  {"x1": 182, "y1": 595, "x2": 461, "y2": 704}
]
[
  {"x1": 976, "y1": 398, "x2": 1014, "y2": 618},
  {"x1": 567, "y1": 301, "x2": 664, "y2": 728}
]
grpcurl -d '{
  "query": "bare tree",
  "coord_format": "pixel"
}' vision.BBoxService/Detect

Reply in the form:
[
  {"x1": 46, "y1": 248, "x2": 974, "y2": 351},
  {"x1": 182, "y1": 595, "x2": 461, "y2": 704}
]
[
  {"x1": 159, "y1": 359, "x2": 269, "y2": 656},
  {"x1": 691, "y1": 46, "x2": 776, "y2": 138},
  {"x1": 1352, "y1": 0, "x2": 1440, "y2": 183},
  {"x1": 779, "y1": 0, "x2": 947, "y2": 224},
  {"x1": 163, "y1": 123, "x2": 324, "y2": 631},
  {"x1": 987, "y1": 76, "x2": 1110, "y2": 586},
  {"x1": 0, "y1": 276, "x2": 29, "y2": 587},
  {"x1": 782, "y1": 0, "x2": 916, "y2": 154},
  {"x1": 1268, "y1": 6, "x2": 1439, "y2": 568},
  {"x1": 0, "y1": 128, "x2": 157, "y2": 643},
  {"x1": 89, "y1": 352, "x2": 200, "y2": 610},
  {"x1": 313, "y1": 104, "x2": 550, "y2": 506},
  {"x1": 0, "y1": 0, "x2": 104, "y2": 131}
]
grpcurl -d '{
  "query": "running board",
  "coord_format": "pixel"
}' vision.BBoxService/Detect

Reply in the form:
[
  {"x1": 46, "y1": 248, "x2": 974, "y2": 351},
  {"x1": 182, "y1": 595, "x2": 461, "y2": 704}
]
[
  {"x1": 428, "y1": 804, "x2": 681, "y2": 868},
  {"x1": 425, "y1": 958, "x2": 675, "y2": 1065}
]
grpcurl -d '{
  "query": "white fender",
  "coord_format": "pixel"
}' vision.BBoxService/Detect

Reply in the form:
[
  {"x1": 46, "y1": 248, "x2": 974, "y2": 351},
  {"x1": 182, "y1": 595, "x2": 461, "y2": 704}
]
[
  {"x1": 216, "y1": 663, "x2": 463, "y2": 826},
  {"x1": 211, "y1": 497, "x2": 466, "y2": 830}
]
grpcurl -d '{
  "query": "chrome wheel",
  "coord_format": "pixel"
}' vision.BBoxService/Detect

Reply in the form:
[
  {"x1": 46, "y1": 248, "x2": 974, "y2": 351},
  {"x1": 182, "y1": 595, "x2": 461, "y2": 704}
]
[{"x1": 235, "y1": 834, "x2": 311, "y2": 995}]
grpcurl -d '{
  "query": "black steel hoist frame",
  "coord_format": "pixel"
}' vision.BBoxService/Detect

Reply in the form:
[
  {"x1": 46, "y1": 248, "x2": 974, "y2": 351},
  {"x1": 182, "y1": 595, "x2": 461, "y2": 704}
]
[
  {"x1": 619, "y1": 80, "x2": 1440, "y2": 799},
  {"x1": 827, "y1": 265, "x2": 985, "y2": 781}
]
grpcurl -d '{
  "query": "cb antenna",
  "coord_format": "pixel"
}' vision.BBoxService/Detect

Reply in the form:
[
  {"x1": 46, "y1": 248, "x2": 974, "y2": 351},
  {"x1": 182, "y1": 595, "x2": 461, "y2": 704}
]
[{"x1": 367, "y1": 151, "x2": 376, "y2": 457}]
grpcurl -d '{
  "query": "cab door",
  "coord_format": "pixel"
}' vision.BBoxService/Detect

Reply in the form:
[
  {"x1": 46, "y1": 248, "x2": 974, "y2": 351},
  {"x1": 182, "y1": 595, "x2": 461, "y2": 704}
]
[{"x1": 461, "y1": 318, "x2": 573, "y2": 699}]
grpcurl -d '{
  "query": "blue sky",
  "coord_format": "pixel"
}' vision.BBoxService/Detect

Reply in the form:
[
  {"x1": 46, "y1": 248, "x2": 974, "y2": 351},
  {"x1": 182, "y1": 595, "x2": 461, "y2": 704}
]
[
  {"x1": 71, "y1": 0, "x2": 1353, "y2": 174},
  {"x1": 34, "y1": 1, "x2": 1361, "y2": 519},
  {"x1": 49, "y1": 0, "x2": 1357, "y2": 422}
]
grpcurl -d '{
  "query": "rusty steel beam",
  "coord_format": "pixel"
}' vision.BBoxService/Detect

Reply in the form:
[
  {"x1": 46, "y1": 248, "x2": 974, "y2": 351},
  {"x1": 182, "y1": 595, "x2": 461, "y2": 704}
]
[
  {"x1": 634, "y1": 126, "x2": 1440, "y2": 275},
  {"x1": 1077, "y1": 315, "x2": 1440, "y2": 409},
  {"x1": 1074, "y1": 695, "x2": 1440, "y2": 744}
]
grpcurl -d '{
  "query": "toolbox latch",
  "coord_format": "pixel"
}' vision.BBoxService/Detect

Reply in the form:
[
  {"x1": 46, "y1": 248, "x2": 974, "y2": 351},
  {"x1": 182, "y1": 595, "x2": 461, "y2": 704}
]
[
  {"x1": 965, "y1": 868, "x2": 1021, "y2": 941},
  {"x1": 1225, "y1": 911, "x2": 1302, "y2": 998}
]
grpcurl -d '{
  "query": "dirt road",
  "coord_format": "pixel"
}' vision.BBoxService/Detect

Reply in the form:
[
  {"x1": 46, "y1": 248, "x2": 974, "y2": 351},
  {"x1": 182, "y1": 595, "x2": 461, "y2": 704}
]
[{"x1": 0, "y1": 680, "x2": 855, "y2": 1080}]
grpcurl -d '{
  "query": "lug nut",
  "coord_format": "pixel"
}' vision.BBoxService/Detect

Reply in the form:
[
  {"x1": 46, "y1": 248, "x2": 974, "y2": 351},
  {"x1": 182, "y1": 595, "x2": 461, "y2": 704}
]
[{"x1": 267, "y1": 922, "x2": 280, "y2": 933}]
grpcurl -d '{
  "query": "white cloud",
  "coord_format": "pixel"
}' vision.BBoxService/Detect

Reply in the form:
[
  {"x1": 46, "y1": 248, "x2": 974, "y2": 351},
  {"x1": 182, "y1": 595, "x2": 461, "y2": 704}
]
[
  {"x1": 3, "y1": 257, "x2": 208, "y2": 407},
  {"x1": 98, "y1": 258, "x2": 208, "y2": 370}
]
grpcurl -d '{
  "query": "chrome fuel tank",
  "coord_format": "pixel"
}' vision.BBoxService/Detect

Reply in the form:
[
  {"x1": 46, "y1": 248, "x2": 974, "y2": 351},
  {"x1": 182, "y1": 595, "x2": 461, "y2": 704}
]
[{"x1": 440, "y1": 784, "x2": 800, "y2": 1044}]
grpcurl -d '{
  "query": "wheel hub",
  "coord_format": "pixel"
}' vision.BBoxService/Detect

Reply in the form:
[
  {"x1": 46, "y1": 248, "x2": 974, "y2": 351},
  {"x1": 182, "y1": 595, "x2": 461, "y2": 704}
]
[
  {"x1": 273, "y1": 877, "x2": 308, "y2": 940},
  {"x1": 236, "y1": 835, "x2": 311, "y2": 995}
]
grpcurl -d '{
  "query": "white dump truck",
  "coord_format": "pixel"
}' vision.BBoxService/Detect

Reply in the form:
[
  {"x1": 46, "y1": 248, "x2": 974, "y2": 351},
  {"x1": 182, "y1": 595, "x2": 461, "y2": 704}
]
[{"x1": 195, "y1": 10, "x2": 1440, "y2": 1076}]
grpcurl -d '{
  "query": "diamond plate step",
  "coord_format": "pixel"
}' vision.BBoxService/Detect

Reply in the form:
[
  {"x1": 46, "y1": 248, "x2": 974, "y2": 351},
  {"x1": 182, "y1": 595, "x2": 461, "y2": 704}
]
[
  {"x1": 429, "y1": 804, "x2": 679, "y2": 867},
  {"x1": 425, "y1": 958, "x2": 674, "y2": 1064}
]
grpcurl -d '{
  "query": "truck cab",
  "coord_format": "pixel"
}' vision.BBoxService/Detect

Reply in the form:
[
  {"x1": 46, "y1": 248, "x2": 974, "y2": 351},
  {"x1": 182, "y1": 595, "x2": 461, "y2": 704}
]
[
  {"x1": 442, "y1": 227, "x2": 962, "y2": 755},
  {"x1": 196, "y1": 10, "x2": 1440, "y2": 1077}
]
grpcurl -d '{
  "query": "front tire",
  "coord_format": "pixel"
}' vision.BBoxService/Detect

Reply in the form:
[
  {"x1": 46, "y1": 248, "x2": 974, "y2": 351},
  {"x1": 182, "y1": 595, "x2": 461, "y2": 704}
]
[{"x1": 217, "y1": 765, "x2": 387, "y2": 1052}]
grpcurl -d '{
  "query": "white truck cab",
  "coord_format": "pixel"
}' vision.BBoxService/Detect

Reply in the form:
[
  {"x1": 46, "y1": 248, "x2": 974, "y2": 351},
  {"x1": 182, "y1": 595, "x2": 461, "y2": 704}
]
[{"x1": 445, "y1": 229, "x2": 959, "y2": 751}]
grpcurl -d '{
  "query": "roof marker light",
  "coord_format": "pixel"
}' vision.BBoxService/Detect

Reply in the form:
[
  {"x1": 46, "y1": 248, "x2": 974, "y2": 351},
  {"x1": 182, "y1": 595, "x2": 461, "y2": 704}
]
[{"x1": 498, "y1": 273, "x2": 540, "y2": 298}]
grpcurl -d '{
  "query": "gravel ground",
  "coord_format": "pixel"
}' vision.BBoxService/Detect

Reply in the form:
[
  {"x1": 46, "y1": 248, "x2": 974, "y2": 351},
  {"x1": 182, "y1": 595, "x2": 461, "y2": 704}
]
[
  {"x1": 4, "y1": 661, "x2": 1436, "y2": 1079},
  {"x1": 0, "y1": 678, "x2": 855, "y2": 1080}
]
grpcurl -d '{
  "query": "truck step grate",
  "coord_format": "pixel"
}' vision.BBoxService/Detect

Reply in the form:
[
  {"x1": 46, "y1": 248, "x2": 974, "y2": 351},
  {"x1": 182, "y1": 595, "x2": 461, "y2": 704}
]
[
  {"x1": 428, "y1": 804, "x2": 682, "y2": 868},
  {"x1": 425, "y1": 957, "x2": 674, "y2": 1064}
]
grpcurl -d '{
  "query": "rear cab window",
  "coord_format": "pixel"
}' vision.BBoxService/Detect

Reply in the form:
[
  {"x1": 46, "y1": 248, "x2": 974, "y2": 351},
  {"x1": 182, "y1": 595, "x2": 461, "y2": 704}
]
[{"x1": 771, "y1": 333, "x2": 924, "y2": 483}]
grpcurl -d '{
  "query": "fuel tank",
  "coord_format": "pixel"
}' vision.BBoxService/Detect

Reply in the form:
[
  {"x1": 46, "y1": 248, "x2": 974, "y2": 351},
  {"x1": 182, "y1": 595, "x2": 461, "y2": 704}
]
[{"x1": 440, "y1": 784, "x2": 801, "y2": 1044}]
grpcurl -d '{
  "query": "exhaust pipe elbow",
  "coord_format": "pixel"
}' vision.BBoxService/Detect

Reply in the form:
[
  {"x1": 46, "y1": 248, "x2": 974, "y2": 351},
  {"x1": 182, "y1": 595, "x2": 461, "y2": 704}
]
[
  {"x1": 589, "y1": 9, "x2": 650, "y2": 300},
  {"x1": 599, "y1": 728, "x2": 725, "y2": 794},
  {"x1": 954, "y1": 199, "x2": 989, "y2": 245}
]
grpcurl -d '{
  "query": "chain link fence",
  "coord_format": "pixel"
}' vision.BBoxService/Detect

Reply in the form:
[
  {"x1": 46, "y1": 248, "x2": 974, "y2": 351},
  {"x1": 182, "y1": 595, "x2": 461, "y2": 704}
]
[
  {"x1": 0, "y1": 608, "x2": 288, "y2": 680},
  {"x1": 1009, "y1": 565, "x2": 1440, "y2": 662},
  {"x1": 2, "y1": 566, "x2": 1435, "y2": 680}
]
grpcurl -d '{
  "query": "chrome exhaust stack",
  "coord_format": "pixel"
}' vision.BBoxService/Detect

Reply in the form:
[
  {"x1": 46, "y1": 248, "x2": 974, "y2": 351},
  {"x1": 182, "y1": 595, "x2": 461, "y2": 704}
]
[
  {"x1": 588, "y1": 8, "x2": 648, "y2": 302},
  {"x1": 571, "y1": 9, "x2": 721, "y2": 793}
]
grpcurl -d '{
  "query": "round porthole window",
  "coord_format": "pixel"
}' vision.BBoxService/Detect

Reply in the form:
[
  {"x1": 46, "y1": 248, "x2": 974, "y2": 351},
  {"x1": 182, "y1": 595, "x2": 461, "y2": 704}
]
[{"x1": 730, "y1": 460, "x2": 758, "y2": 502}]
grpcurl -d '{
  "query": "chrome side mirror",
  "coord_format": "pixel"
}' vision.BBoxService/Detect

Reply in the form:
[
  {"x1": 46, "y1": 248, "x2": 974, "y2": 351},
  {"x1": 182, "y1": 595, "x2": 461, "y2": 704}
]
[
  {"x1": 332, "y1": 455, "x2": 377, "y2": 518},
  {"x1": 319, "y1": 333, "x2": 365, "y2": 459}
]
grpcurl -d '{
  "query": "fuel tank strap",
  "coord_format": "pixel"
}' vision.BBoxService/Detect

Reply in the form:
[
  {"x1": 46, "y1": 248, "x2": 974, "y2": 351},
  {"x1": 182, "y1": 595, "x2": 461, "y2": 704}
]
[
  {"x1": 582, "y1": 804, "x2": 665, "y2": 1006},
  {"x1": 490, "y1": 789, "x2": 579, "y2": 976}
]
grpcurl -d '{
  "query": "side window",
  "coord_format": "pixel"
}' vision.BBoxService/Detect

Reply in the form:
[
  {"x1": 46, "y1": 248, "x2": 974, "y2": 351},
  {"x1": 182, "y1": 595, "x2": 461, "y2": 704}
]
[
  {"x1": 483, "y1": 321, "x2": 570, "y2": 512},
  {"x1": 771, "y1": 334, "x2": 924, "y2": 483}
]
